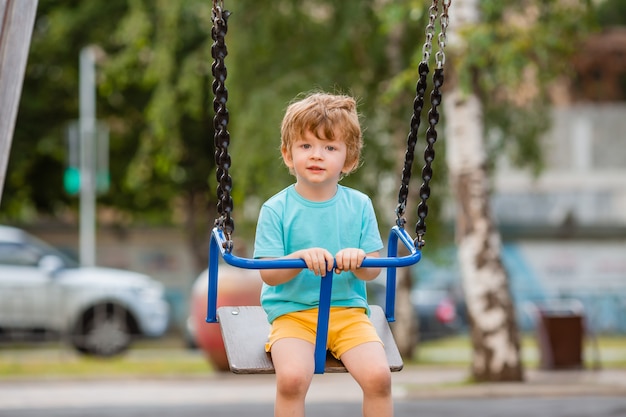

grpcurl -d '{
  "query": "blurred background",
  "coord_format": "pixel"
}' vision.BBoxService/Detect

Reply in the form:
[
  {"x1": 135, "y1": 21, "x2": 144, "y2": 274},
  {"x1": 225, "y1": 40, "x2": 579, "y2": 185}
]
[{"x1": 1, "y1": 0, "x2": 625, "y2": 377}]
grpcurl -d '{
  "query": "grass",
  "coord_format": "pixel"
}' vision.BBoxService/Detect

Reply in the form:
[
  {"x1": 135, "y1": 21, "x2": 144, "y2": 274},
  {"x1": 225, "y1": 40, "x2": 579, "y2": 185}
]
[
  {"x1": 1, "y1": 333, "x2": 625, "y2": 379},
  {"x1": 0, "y1": 337, "x2": 212, "y2": 380},
  {"x1": 0, "y1": 354, "x2": 211, "y2": 379},
  {"x1": 413, "y1": 333, "x2": 626, "y2": 368}
]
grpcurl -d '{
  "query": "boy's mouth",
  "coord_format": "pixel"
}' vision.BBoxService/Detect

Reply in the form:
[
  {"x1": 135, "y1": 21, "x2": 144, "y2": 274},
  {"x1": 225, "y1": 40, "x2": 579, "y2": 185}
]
[{"x1": 308, "y1": 165, "x2": 324, "y2": 172}]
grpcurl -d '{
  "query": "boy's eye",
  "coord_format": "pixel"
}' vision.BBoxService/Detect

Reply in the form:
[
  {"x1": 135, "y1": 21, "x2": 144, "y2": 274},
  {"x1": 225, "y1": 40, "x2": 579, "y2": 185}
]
[
  {"x1": 326, "y1": 145, "x2": 336, "y2": 151},
  {"x1": 301, "y1": 143, "x2": 311, "y2": 149}
]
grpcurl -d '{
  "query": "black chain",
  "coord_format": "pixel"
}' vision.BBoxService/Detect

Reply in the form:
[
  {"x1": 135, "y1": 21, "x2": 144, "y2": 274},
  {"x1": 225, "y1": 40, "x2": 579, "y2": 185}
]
[
  {"x1": 415, "y1": 68, "x2": 444, "y2": 247},
  {"x1": 396, "y1": 0, "x2": 449, "y2": 249},
  {"x1": 211, "y1": 5, "x2": 234, "y2": 247},
  {"x1": 396, "y1": 62, "x2": 429, "y2": 227}
]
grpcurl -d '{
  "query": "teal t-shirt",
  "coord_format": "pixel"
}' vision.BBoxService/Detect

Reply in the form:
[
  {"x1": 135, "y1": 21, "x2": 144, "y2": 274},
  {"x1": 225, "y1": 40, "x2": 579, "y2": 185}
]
[{"x1": 253, "y1": 184, "x2": 384, "y2": 323}]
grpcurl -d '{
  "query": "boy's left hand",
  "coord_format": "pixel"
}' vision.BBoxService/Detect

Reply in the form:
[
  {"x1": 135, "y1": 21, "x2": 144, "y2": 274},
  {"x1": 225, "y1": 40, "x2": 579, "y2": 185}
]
[{"x1": 334, "y1": 248, "x2": 366, "y2": 274}]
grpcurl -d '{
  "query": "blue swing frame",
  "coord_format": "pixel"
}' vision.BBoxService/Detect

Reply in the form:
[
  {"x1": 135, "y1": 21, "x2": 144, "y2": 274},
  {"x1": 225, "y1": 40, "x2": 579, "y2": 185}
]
[{"x1": 206, "y1": 224, "x2": 422, "y2": 374}]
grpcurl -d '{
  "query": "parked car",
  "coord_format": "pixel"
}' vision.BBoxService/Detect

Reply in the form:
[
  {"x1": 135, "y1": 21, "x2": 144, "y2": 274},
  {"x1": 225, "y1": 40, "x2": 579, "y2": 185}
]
[
  {"x1": 0, "y1": 225, "x2": 169, "y2": 356},
  {"x1": 367, "y1": 275, "x2": 466, "y2": 341},
  {"x1": 409, "y1": 286, "x2": 465, "y2": 340}
]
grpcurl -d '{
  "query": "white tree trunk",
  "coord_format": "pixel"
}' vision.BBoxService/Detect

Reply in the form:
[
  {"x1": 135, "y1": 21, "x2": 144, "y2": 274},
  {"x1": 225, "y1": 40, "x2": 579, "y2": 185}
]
[{"x1": 444, "y1": 0, "x2": 524, "y2": 382}]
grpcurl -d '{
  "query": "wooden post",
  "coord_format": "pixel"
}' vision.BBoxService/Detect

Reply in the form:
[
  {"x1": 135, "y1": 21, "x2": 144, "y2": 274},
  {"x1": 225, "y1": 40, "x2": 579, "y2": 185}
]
[{"x1": 0, "y1": 0, "x2": 39, "y2": 202}]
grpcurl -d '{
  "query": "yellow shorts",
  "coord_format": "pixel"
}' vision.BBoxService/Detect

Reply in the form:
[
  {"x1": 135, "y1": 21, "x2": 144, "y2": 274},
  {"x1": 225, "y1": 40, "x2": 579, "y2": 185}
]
[{"x1": 266, "y1": 307, "x2": 383, "y2": 360}]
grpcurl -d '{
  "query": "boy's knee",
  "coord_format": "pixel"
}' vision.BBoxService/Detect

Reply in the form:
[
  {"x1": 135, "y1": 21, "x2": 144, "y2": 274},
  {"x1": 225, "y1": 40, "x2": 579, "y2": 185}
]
[
  {"x1": 361, "y1": 366, "x2": 392, "y2": 396},
  {"x1": 276, "y1": 369, "x2": 312, "y2": 398}
]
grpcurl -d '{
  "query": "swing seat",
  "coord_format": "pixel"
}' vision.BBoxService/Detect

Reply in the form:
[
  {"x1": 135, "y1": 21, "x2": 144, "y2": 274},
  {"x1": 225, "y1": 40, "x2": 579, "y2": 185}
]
[{"x1": 217, "y1": 305, "x2": 403, "y2": 374}]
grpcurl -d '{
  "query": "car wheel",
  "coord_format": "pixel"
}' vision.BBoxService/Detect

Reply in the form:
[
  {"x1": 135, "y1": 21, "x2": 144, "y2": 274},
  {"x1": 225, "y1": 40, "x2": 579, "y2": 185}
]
[{"x1": 72, "y1": 303, "x2": 133, "y2": 357}]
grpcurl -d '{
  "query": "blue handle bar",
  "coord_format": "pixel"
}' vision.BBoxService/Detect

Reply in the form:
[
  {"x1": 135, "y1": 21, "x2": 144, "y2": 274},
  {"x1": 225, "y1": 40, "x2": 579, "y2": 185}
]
[
  {"x1": 211, "y1": 224, "x2": 420, "y2": 269},
  {"x1": 206, "y1": 225, "x2": 422, "y2": 374}
]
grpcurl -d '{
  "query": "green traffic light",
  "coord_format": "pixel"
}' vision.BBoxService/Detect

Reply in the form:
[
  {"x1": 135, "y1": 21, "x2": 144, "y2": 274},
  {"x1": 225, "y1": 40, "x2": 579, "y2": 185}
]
[{"x1": 63, "y1": 167, "x2": 80, "y2": 195}]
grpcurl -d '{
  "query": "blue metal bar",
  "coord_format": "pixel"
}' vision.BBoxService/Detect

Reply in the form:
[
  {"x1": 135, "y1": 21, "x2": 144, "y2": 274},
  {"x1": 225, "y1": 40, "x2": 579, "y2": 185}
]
[
  {"x1": 211, "y1": 226, "x2": 420, "y2": 270},
  {"x1": 205, "y1": 225, "x2": 422, "y2": 373},
  {"x1": 315, "y1": 270, "x2": 333, "y2": 374},
  {"x1": 206, "y1": 235, "x2": 220, "y2": 323},
  {"x1": 385, "y1": 230, "x2": 399, "y2": 323}
]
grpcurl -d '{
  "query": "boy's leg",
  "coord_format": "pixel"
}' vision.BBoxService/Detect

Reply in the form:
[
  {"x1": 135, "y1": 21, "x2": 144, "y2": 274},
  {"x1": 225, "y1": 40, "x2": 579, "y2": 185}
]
[
  {"x1": 270, "y1": 337, "x2": 316, "y2": 417},
  {"x1": 340, "y1": 341, "x2": 393, "y2": 417}
]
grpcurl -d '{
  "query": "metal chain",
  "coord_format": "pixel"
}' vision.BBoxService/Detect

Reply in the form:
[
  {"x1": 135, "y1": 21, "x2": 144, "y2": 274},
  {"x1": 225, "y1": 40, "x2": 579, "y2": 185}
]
[
  {"x1": 395, "y1": 62, "x2": 429, "y2": 227},
  {"x1": 436, "y1": 0, "x2": 450, "y2": 69},
  {"x1": 421, "y1": 0, "x2": 439, "y2": 64},
  {"x1": 396, "y1": 0, "x2": 450, "y2": 249},
  {"x1": 415, "y1": 67, "x2": 444, "y2": 247},
  {"x1": 211, "y1": 3, "x2": 234, "y2": 248},
  {"x1": 212, "y1": 0, "x2": 224, "y2": 15}
]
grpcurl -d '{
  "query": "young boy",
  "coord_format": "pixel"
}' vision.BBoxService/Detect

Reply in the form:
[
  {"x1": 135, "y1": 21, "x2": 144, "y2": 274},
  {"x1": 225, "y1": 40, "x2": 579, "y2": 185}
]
[{"x1": 253, "y1": 92, "x2": 393, "y2": 417}]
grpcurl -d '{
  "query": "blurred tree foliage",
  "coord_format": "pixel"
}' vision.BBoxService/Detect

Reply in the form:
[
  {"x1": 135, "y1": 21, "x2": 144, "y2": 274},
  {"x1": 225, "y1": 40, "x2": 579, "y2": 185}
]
[
  {"x1": 3, "y1": 0, "x2": 599, "y2": 268},
  {"x1": 6, "y1": 1, "x2": 447, "y2": 254},
  {"x1": 450, "y1": 0, "x2": 596, "y2": 176},
  {"x1": 595, "y1": 0, "x2": 626, "y2": 26},
  {"x1": 5, "y1": 1, "x2": 130, "y2": 219}
]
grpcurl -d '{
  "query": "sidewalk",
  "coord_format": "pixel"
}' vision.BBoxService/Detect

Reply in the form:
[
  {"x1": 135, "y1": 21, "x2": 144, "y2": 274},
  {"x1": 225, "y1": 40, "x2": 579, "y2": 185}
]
[
  {"x1": 393, "y1": 365, "x2": 626, "y2": 399},
  {"x1": 1, "y1": 364, "x2": 624, "y2": 409},
  {"x1": 1, "y1": 344, "x2": 625, "y2": 406}
]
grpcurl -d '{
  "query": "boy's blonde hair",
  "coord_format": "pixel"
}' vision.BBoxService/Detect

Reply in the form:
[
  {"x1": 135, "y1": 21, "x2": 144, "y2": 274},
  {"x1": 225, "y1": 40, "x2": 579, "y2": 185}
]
[{"x1": 280, "y1": 92, "x2": 363, "y2": 175}]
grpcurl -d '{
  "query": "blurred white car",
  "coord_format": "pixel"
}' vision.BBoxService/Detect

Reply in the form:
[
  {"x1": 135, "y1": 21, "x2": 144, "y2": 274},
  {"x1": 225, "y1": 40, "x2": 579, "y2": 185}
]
[{"x1": 0, "y1": 225, "x2": 169, "y2": 356}]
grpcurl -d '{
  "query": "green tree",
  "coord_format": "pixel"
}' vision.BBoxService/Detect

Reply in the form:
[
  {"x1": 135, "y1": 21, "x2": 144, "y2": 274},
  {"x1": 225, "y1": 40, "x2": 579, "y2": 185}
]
[
  {"x1": 6, "y1": 1, "x2": 130, "y2": 219},
  {"x1": 98, "y1": 0, "x2": 218, "y2": 269},
  {"x1": 595, "y1": 0, "x2": 626, "y2": 25},
  {"x1": 7, "y1": 0, "x2": 218, "y2": 269}
]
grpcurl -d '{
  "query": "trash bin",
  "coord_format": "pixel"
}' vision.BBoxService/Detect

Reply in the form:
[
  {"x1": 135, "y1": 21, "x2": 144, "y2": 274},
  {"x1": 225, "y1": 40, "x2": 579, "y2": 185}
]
[{"x1": 535, "y1": 299, "x2": 585, "y2": 370}]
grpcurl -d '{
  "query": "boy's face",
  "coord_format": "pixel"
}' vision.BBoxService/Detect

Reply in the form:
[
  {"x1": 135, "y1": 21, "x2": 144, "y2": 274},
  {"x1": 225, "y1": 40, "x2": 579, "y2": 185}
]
[{"x1": 282, "y1": 129, "x2": 355, "y2": 189}]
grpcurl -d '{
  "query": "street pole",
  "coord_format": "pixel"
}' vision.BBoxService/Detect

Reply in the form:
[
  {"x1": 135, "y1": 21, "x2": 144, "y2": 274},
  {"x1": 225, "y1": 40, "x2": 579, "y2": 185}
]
[{"x1": 79, "y1": 47, "x2": 96, "y2": 267}]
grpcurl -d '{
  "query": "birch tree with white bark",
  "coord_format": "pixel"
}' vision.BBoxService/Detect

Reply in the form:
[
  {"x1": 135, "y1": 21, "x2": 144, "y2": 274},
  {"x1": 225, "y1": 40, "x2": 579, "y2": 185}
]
[{"x1": 443, "y1": 0, "x2": 594, "y2": 381}]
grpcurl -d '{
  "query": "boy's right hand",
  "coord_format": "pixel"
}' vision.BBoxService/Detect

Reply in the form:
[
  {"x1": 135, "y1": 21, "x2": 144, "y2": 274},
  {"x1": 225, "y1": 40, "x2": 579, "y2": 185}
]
[{"x1": 297, "y1": 248, "x2": 334, "y2": 277}]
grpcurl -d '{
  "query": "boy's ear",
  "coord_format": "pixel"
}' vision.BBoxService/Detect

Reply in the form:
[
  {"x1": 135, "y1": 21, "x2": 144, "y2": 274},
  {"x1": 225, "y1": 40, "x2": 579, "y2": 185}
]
[
  {"x1": 281, "y1": 146, "x2": 293, "y2": 168},
  {"x1": 342, "y1": 159, "x2": 357, "y2": 174}
]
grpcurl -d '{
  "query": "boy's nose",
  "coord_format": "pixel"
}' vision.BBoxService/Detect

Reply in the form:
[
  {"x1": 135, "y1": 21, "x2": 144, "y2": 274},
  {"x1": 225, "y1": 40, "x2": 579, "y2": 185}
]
[{"x1": 311, "y1": 146, "x2": 324, "y2": 158}]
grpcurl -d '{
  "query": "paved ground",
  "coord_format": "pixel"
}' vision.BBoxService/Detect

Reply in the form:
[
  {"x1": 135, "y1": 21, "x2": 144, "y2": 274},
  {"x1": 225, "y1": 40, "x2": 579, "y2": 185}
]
[
  {"x1": 2, "y1": 367, "x2": 625, "y2": 404},
  {"x1": 4, "y1": 398, "x2": 626, "y2": 417},
  {"x1": 1, "y1": 341, "x2": 626, "y2": 416}
]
